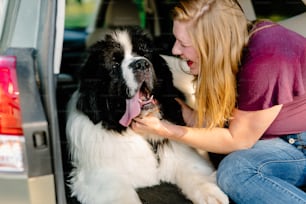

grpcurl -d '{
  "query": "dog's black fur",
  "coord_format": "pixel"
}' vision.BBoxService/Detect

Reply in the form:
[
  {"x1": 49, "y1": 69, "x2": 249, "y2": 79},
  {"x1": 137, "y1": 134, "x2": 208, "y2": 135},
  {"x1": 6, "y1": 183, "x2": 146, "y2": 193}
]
[{"x1": 76, "y1": 26, "x2": 185, "y2": 132}]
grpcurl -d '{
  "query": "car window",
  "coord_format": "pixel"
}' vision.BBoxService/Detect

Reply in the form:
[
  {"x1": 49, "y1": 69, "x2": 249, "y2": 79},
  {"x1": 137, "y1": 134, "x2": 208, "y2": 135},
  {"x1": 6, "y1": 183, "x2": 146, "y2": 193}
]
[
  {"x1": 65, "y1": 0, "x2": 99, "y2": 30},
  {"x1": 0, "y1": 0, "x2": 8, "y2": 40},
  {"x1": 58, "y1": 1, "x2": 306, "y2": 204},
  {"x1": 252, "y1": 0, "x2": 306, "y2": 37},
  {"x1": 0, "y1": 0, "x2": 20, "y2": 53},
  {"x1": 252, "y1": 0, "x2": 306, "y2": 21}
]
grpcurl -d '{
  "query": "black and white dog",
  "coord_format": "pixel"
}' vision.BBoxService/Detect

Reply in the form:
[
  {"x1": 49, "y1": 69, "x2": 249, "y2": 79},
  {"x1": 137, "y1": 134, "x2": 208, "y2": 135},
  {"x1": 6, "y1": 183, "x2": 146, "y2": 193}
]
[{"x1": 66, "y1": 27, "x2": 229, "y2": 204}]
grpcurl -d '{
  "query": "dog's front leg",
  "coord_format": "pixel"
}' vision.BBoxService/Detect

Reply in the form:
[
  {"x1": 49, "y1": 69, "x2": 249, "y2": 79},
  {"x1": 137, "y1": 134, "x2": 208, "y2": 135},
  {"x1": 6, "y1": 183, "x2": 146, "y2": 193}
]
[
  {"x1": 168, "y1": 143, "x2": 229, "y2": 204},
  {"x1": 176, "y1": 171, "x2": 229, "y2": 204}
]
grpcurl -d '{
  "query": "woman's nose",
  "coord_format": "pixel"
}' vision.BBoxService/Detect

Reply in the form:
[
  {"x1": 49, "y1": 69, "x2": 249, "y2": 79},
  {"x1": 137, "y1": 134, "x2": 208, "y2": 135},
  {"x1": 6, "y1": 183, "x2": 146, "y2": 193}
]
[{"x1": 172, "y1": 40, "x2": 181, "y2": 56}]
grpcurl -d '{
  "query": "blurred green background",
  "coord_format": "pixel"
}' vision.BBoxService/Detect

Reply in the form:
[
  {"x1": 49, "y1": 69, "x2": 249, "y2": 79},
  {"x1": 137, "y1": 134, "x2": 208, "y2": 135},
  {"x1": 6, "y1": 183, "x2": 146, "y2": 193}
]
[
  {"x1": 64, "y1": 0, "x2": 306, "y2": 29},
  {"x1": 65, "y1": 0, "x2": 97, "y2": 29}
]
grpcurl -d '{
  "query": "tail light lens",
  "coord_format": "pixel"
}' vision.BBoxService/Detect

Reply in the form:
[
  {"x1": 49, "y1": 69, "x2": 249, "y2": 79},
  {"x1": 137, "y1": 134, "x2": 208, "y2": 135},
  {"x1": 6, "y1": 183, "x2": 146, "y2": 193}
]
[{"x1": 0, "y1": 56, "x2": 24, "y2": 172}]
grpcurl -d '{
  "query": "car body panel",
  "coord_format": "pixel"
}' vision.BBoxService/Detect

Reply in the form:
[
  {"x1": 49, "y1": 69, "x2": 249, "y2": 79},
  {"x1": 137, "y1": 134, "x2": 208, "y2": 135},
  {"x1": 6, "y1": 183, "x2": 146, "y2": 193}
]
[
  {"x1": 279, "y1": 12, "x2": 306, "y2": 37},
  {"x1": 0, "y1": 0, "x2": 66, "y2": 203},
  {"x1": 0, "y1": 174, "x2": 55, "y2": 204}
]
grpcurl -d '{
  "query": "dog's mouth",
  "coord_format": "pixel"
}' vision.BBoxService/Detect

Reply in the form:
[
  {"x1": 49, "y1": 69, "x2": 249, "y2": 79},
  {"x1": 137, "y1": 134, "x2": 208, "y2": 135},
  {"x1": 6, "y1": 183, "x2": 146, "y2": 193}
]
[
  {"x1": 139, "y1": 85, "x2": 155, "y2": 110},
  {"x1": 119, "y1": 82, "x2": 156, "y2": 127}
]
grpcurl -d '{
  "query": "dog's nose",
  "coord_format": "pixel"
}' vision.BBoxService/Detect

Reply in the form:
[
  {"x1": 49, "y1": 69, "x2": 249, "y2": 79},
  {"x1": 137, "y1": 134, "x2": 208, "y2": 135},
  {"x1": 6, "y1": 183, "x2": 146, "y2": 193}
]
[{"x1": 133, "y1": 59, "x2": 150, "y2": 70}]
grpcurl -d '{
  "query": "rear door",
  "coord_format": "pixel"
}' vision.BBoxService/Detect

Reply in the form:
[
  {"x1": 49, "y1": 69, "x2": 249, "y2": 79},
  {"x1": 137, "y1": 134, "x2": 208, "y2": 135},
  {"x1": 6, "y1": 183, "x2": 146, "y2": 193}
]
[{"x1": 0, "y1": 0, "x2": 66, "y2": 203}]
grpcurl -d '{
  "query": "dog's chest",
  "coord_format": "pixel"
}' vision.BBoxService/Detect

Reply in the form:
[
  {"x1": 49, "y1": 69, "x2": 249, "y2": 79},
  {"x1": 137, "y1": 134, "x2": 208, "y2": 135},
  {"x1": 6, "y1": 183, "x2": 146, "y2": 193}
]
[
  {"x1": 102, "y1": 132, "x2": 167, "y2": 187},
  {"x1": 147, "y1": 139, "x2": 169, "y2": 164}
]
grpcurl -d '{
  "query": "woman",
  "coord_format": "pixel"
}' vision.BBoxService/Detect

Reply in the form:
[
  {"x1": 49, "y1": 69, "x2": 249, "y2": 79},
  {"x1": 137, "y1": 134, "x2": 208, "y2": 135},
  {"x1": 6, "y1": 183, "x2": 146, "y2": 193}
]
[{"x1": 132, "y1": 0, "x2": 306, "y2": 203}]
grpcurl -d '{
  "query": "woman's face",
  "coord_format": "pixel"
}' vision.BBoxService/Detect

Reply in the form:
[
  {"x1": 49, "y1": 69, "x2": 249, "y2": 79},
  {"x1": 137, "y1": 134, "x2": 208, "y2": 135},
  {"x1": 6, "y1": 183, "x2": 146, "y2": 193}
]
[{"x1": 172, "y1": 20, "x2": 199, "y2": 75}]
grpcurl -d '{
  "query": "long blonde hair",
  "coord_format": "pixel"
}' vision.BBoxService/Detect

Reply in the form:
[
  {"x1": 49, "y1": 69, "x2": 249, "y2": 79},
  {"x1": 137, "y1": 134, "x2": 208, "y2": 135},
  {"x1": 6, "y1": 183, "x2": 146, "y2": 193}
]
[{"x1": 172, "y1": 0, "x2": 250, "y2": 128}]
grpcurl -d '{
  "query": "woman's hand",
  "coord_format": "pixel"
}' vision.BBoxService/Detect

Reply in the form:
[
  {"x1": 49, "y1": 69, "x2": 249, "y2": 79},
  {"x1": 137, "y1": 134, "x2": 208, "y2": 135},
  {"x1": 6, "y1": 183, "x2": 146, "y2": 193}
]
[
  {"x1": 175, "y1": 98, "x2": 196, "y2": 127},
  {"x1": 131, "y1": 114, "x2": 167, "y2": 136},
  {"x1": 131, "y1": 114, "x2": 186, "y2": 139}
]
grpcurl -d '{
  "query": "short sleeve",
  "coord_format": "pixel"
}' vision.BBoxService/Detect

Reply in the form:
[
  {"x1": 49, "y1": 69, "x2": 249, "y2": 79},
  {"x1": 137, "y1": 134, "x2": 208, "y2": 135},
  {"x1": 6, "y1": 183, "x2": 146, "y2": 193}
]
[
  {"x1": 237, "y1": 21, "x2": 306, "y2": 138},
  {"x1": 237, "y1": 53, "x2": 304, "y2": 110}
]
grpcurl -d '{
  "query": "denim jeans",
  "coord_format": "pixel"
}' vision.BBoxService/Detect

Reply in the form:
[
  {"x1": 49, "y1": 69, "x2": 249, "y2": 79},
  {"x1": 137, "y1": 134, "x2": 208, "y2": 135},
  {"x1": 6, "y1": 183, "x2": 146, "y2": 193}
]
[{"x1": 217, "y1": 132, "x2": 306, "y2": 204}]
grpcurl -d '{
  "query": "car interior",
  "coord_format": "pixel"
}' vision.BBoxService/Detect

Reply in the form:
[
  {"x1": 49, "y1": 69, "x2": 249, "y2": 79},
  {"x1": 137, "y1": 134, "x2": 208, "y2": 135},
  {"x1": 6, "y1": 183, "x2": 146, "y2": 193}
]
[
  {"x1": 57, "y1": 0, "x2": 306, "y2": 203},
  {"x1": 57, "y1": 1, "x2": 188, "y2": 203}
]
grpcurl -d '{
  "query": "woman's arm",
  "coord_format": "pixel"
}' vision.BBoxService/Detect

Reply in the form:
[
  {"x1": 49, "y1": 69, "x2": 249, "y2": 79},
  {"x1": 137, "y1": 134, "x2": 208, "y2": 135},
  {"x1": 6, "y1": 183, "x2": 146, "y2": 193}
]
[{"x1": 132, "y1": 105, "x2": 282, "y2": 154}]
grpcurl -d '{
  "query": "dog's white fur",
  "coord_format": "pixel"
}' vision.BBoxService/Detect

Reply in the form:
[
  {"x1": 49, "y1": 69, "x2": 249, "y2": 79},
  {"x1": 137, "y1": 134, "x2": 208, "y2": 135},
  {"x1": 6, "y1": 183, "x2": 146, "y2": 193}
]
[
  {"x1": 67, "y1": 100, "x2": 228, "y2": 203},
  {"x1": 66, "y1": 49, "x2": 229, "y2": 204}
]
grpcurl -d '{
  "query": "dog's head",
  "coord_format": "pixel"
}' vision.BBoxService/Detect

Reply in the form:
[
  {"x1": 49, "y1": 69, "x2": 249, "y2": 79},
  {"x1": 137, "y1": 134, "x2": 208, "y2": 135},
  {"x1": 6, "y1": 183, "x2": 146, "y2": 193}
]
[{"x1": 77, "y1": 26, "x2": 185, "y2": 132}]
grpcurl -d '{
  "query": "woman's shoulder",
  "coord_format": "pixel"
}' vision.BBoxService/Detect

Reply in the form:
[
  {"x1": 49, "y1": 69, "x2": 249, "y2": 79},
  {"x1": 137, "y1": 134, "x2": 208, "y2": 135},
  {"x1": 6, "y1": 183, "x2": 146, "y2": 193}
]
[
  {"x1": 237, "y1": 21, "x2": 306, "y2": 110},
  {"x1": 244, "y1": 20, "x2": 306, "y2": 72},
  {"x1": 248, "y1": 20, "x2": 306, "y2": 53}
]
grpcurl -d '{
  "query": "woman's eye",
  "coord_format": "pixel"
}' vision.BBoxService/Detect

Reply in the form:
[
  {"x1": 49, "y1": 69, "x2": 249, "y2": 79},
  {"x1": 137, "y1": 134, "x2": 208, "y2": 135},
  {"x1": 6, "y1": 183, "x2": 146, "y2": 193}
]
[{"x1": 181, "y1": 43, "x2": 188, "y2": 48}]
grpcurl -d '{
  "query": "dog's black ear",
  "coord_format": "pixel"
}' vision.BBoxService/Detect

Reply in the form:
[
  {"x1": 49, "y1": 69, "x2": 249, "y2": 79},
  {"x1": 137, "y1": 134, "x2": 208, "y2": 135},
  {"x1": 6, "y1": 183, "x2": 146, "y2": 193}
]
[
  {"x1": 79, "y1": 41, "x2": 107, "y2": 80},
  {"x1": 77, "y1": 92, "x2": 103, "y2": 124},
  {"x1": 76, "y1": 41, "x2": 128, "y2": 131},
  {"x1": 152, "y1": 55, "x2": 186, "y2": 126},
  {"x1": 77, "y1": 90, "x2": 127, "y2": 131},
  {"x1": 76, "y1": 41, "x2": 109, "y2": 124}
]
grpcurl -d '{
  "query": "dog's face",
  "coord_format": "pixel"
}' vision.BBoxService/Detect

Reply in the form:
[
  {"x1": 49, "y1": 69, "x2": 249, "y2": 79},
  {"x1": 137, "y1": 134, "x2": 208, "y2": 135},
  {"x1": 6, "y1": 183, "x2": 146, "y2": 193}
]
[{"x1": 77, "y1": 27, "x2": 185, "y2": 132}]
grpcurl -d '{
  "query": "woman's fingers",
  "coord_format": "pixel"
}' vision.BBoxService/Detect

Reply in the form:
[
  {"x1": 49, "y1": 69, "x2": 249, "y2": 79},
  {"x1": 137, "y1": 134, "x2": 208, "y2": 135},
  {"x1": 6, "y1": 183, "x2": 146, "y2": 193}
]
[{"x1": 175, "y1": 97, "x2": 187, "y2": 108}]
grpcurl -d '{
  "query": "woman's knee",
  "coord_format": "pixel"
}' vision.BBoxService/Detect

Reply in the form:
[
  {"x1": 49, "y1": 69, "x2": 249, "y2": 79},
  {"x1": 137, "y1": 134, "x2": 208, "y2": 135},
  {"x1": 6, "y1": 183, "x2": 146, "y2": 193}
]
[
  {"x1": 217, "y1": 138, "x2": 286, "y2": 187},
  {"x1": 216, "y1": 150, "x2": 254, "y2": 190}
]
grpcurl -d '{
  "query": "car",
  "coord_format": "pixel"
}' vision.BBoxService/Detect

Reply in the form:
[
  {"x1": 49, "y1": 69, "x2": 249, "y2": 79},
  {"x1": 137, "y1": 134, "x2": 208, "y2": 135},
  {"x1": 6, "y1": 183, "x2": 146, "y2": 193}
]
[{"x1": 0, "y1": 0, "x2": 305, "y2": 203}]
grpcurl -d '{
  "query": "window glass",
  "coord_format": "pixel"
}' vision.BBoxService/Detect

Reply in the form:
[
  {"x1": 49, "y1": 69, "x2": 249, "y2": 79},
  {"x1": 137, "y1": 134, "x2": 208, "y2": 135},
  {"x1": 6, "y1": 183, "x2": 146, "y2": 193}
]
[
  {"x1": 0, "y1": 0, "x2": 20, "y2": 53},
  {"x1": 65, "y1": 0, "x2": 99, "y2": 29},
  {"x1": 252, "y1": 0, "x2": 306, "y2": 21},
  {"x1": 0, "y1": 0, "x2": 8, "y2": 40}
]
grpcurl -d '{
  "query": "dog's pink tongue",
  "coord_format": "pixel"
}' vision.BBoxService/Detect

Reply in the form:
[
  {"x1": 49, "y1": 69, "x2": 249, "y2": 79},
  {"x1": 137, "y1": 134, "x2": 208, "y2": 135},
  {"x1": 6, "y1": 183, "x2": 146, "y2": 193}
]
[{"x1": 119, "y1": 90, "x2": 141, "y2": 127}]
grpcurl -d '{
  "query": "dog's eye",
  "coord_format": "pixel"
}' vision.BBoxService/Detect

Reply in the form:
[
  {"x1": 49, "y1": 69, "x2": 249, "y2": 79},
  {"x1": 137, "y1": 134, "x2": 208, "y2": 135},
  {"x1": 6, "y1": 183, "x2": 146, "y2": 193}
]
[
  {"x1": 112, "y1": 62, "x2": 120, "y2": 69},
  {"x1": 143, "y1": 53, "x2": 151, "y2": 59},
  {"x1": 111, "y1": 56, "x2": 120, "y2": 69},
  {"x1": 139, "y1": 49, "x2": 152, "y2": 59}
]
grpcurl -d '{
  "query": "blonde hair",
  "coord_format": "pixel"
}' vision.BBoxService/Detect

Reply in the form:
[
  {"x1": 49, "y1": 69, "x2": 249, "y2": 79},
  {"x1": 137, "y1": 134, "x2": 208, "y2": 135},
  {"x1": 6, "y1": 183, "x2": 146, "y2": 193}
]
[{"x1": 172, "y1": 0, "x2": 250, "y2": 128}]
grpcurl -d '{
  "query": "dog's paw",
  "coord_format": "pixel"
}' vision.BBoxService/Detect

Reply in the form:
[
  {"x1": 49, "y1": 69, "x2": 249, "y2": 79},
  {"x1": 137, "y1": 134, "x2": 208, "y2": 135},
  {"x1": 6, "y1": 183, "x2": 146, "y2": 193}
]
[{"x1": 193, "y1": 182, "x2": 229, "y2": 204}]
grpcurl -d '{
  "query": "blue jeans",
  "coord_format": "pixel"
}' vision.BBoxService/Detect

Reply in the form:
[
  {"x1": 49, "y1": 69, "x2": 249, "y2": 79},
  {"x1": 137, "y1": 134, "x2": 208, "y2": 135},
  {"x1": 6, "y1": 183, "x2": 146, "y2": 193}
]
[{"x1": 217, "y1": 132, "x2": 306, "y2": 204}]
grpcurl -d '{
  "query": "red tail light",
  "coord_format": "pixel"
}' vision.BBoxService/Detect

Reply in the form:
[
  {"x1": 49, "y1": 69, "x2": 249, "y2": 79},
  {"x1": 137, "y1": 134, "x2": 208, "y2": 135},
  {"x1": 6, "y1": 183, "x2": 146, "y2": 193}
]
[
  {"x1": 0, "y1": 55, "x2": 24, "y2": 172},
  {"x1": 0, "y1": 56, "x2": 23, "y2": 135}
]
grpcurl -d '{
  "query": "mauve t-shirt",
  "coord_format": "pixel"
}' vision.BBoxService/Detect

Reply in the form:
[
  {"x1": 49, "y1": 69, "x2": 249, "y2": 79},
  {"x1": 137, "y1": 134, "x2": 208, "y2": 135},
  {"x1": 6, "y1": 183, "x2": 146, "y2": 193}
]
[{"x1": 237, "y1": 21, "x2": 306, "y2": 139}]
